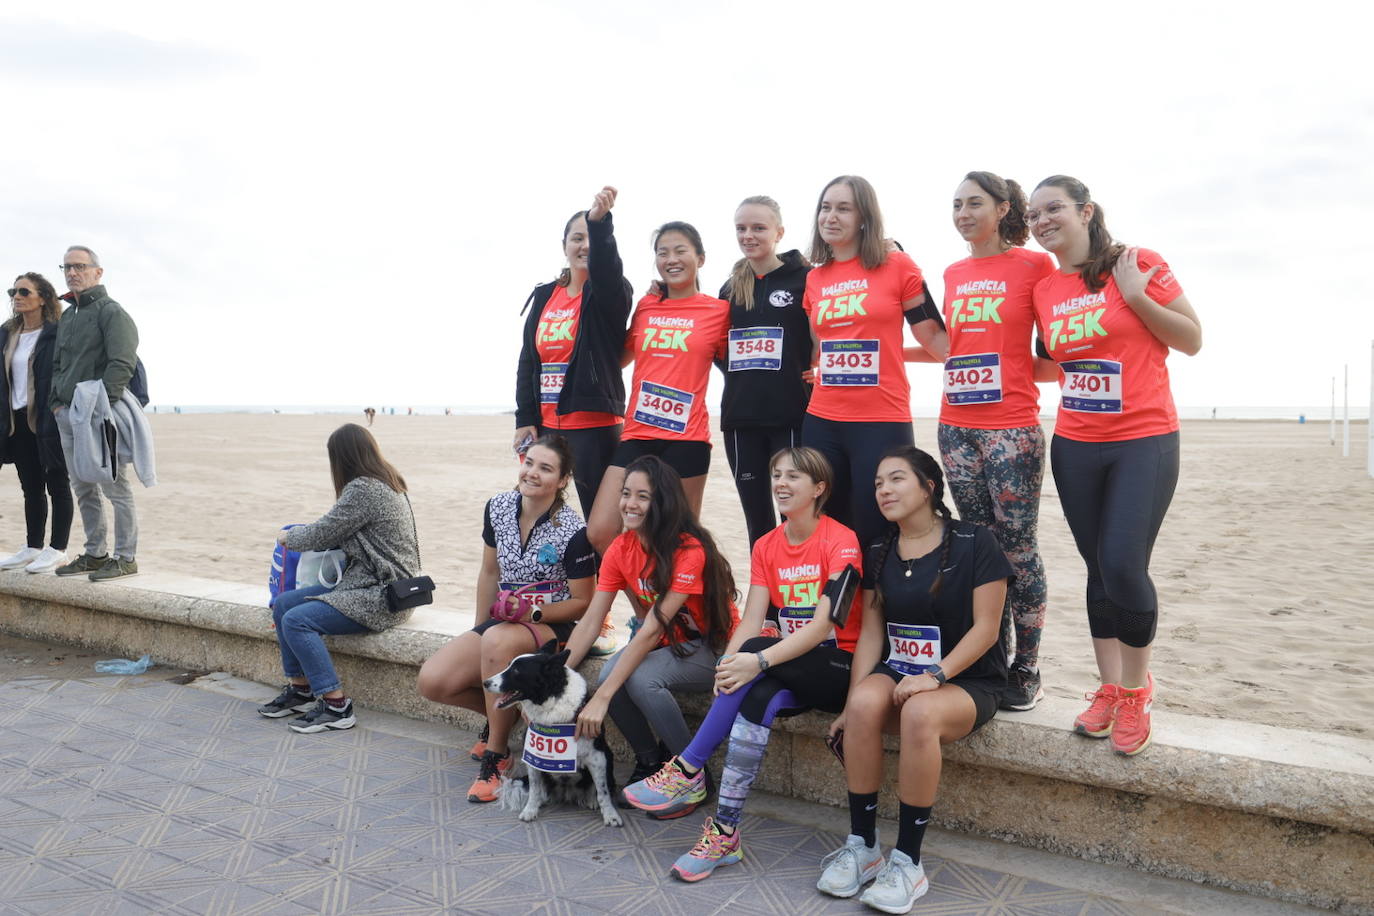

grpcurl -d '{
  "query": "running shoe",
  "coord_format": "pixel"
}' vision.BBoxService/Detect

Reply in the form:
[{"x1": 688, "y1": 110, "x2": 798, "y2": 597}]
[
  {"x1": 0, "y1": 547, "x2": 40, "y2": 570},
  {"x1": 590, "y1": 618, "x2": 618, "y2": 656},
  {"x1": 55, "y1": 553, "x2": 107, "y2": 577},
  {"x1": 1073, "y1": 682, "x2": 1120, "y2": 737},
  {"x1": 622, "y1": 757, "x2": 706, "y2": 812},
  {"x1": 817, "y1": 833, "x2": 884, "y2": 898},
  {"x1": 89, "y1": 556, "x2": 139, "y2": 582},
  {"x1": 1000, "y1": 662, "x2": 1044, "y2": 711},
  {"x1": 669, "y1": 817, "x2": 743, "y2": 882},
  {"x1": 289, "y1": 698, "x2": 356, "y2": 733},
  {"x1": 469, "y1": 722, "x2": 490, "y2": 760},
  {"x1": 649, "y1": 764, "x2": 713, "y2": 820},
  {"x1": 467, "y1": 750, "x2": 512, "y2": 803},
  {"x1": 858, "y1": 848, "x2": 928, "y2": 914},
  {"x1": 257, "y1": 684, "x2": 315, "y2": 718},
  {"x1": 616, "y1": 753, "x2": 668, "y2": 808},
  {"x1": 1111, "y1": 673, "x2": 1155, "y2": 756},
  {"x1": 24, "y1": 547, "x2": 68, "y2": 574}
]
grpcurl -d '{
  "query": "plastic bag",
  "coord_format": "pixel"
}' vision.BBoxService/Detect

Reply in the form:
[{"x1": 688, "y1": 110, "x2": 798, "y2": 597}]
[
  {"x1": 95, "y1": 653, "x2": 152, "y2": 674},
  {"x1": 296, "y1": 549, "x2": 346, "y2": 589}
]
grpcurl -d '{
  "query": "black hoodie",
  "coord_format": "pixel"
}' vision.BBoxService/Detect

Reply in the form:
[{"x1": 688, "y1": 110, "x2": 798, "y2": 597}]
[
  {"x1": 717, "y1": 249, "x2": 812, "y2": 430},
  {"x1": 515, "y1": 214, "x2": 633, "y2": 428}
]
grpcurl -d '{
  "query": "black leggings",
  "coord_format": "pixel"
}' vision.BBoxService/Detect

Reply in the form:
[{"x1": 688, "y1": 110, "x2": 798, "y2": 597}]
[
  {"x1": 8, "y1": 411, "x2": 72, "y2": 551},
  {"x1": 723, "y1": 425, "x2": 801, "y2": 548},
  {"x1": 1050, "y1": 432, "x2": 1179, "y2": 648},
  {"x1": 541, "y1": 423, "x2": 621, "y2": 521},
  {"x1": 736, "y1": 636, "x2": 853, "y2": 724},
  {"x1": 801, "y1": 414, "x2": 914, "y2": 548}
]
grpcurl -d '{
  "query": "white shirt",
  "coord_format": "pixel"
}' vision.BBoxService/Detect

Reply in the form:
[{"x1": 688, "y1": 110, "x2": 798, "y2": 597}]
[{"x1": 10, "y1": 329, "x2": 40, "y2": 411}]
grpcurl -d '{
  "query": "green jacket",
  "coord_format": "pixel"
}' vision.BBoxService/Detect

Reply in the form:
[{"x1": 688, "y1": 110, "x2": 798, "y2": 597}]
[{"x1": 50, "y1": 285, "x2": 139, "y2": 409}]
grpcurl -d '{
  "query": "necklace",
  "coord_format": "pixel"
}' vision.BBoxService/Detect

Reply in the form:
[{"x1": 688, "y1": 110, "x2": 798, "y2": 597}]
[{"x1": 899, "y1": 519, "x2": 941, "y2": 577}]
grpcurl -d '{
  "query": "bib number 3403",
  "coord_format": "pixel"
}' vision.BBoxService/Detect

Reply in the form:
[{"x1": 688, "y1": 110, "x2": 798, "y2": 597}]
[{"x1": 820, "y1": 339, "x2": 879, "y2": 386}]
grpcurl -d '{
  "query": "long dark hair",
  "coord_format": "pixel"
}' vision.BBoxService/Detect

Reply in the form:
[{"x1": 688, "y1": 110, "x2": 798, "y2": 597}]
[
  {"x1": 6, "y1": 272, "x2": 62, "y2": 332},
  {"x1": 871, "y1": 446, "x2": 955, "y2": 614},
  {"x1": 1035, "y1": 174, "x2": 1124, "y2": 292},
  {"x1": 326, "y1": 423, "x2": 407, "y2": 498},
  {"x1": 963, "y1": 171, "x2": 1029, "y2": 248},
  {"x1": 623, "y1": 455, "x2": 736, "y2": 654}
]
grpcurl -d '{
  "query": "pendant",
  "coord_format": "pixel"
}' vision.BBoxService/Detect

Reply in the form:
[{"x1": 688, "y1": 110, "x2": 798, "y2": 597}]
[{"x1": 904, "y1": 568, "x2": 912, "y2": 578}]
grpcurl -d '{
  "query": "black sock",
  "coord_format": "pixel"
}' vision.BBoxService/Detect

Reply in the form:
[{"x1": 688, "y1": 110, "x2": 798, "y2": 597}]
[
  {"x1": 848, "y1": 791, "x2": 879, "y2": 847},
  {"x1": 325, "y1": 696, "x2": 349, "y2": 710},
  {"x1": 895, "y1": 803, "x2": 932, "y2": 863}
]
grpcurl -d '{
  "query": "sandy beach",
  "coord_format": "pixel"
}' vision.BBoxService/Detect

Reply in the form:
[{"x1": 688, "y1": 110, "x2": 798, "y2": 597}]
[{"x1": 2, "y1": 412, "x2": 1369, "y2": 739}]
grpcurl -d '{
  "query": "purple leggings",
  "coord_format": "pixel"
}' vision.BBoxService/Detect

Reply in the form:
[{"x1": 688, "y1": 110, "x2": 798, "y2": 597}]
[{"x1": 680, "y1": 676, "x2": 800, "y2": 769}]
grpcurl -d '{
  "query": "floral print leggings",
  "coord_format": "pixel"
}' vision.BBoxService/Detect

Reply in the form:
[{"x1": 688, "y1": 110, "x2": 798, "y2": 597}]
[{"x1": 937, "y1": 423, "x2": 1048, "y2": 669}]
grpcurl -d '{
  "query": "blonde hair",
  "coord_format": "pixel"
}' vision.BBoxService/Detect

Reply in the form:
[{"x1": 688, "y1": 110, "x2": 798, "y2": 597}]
[
  {"x1": 808, "y1": 175, "x2": 887, "y2": 270},
  {"x1": 727, "y1": 196, "x2": 782, "y2": 310}
]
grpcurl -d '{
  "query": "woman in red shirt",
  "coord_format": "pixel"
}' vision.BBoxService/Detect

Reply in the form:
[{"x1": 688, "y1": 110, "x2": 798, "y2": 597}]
[
  {"x1": 1028, "y1": 175, "x2": 1202, "y2": 757},
  {"x1": 584, "y1": 209, "x2": 730, "y2": 554},
  {"x1": 801, "y1": 175, "x2": 947, "y2": 550},
  {"x1": 568, "y1": 455, "x2": 739, "y2": 798},
  {"x1": 937, "y1": 171, "x2": 1057, "y2": 712}
]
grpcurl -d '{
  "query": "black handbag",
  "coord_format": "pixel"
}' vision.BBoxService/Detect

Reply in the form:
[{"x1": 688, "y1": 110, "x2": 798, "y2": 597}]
[{"x1": 385, "y1": 495, "x2": 435, "y2": 612}]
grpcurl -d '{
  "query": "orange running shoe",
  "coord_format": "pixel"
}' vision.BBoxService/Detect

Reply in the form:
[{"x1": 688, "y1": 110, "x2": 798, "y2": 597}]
[
  {"x1": 1073, "y1": 682, "x2": 1121, "y2": 738},
  {"x1": 467, "y1": 750, "x2": 512, "y2": 803},
  {"x1": 468, "y1": 722, "x2": 490, "y2": 761},
  {"x1": 1111, "y1": 673, "x2": 1155, "y2": 756}
]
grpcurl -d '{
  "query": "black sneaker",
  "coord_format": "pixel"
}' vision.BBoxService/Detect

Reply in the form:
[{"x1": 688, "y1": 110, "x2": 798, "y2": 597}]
[
  {"x1": 1001, "y1": 663, "x2": 1044, "y2": 711},
  {"x1": 258, "y1": 684, "x2": 315, "y2": 718},
  {"x1": 289, "y1": 698, "x2": 356, "y2": 733}
]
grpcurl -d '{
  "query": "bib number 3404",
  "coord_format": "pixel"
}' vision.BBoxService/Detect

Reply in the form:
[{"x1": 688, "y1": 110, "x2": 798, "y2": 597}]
[{"x1": 886, "y1": 623, "x2": 941, "y2": 677}]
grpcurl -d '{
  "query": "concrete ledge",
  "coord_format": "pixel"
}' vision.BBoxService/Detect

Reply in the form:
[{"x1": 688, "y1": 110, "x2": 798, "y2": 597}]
[{"x1": 1, "y1": 571, "x2": 1371, "y2": 913}]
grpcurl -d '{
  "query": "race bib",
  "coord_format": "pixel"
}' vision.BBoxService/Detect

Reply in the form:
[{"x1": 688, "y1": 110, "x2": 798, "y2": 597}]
[
  {"x1": 633, "y1": 381, "x2": 694, "y2": 434},
  {"x1": 1060, "y1": 359, "x2": 1123, "y2": 413},
  {"x1": 539, "y1": 363, "x2": 568, "y2": 403},
  {"x1": 819, "y1": 339, "x2": 879, "y2": 386},
  {"x1": 727, "y1": 327, "x2": 783, "y2": 372},
  {"x1": 777, "y1": 606, "x2": 836, "y2": 648},
  {"x1": 522, "y1": 722, "x2": 577, "y2": 773},
  {"x1": 944, "y1": 353, "x2": 1002, "y2": 405},
  {"x1": 498, "y1": 581, "x2": 556, "y2": 608},
  {"x1": 886, "y1": 623, "x2": 940, "y2": 677}
]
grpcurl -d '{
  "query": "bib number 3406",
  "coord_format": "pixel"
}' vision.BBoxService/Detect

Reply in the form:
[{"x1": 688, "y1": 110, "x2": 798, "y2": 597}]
[{"x1": 633, "y1": 381, "x2": 695, "y2": 433}]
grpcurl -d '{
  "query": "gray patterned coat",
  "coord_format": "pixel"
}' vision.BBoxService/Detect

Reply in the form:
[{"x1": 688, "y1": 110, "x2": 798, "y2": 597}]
[{"x1": 282, "y1": 476, "x2": 421, "y2": 631}]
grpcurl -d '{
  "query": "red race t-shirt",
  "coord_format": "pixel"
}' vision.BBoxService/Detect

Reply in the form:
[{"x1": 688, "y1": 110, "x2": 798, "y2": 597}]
[
  {"x1": 804, "y1": 251, "x2": 926, "y2": 423},
  {"x1": 536, "y1": 285, "x2": 622, "y2": 430},
  {"x1": 597, "y1": 531, "x2": 740, "y2": 645},
  {"x1": 749, "y1": 515, "x2": 863, "y2": 652},
  {"x1": 939, "y1": 248, "x2": 1056, "y2": 429},
  {"x1": 622, "y1": 293, "x2": 730, "y2": 443},
  {"x1": 1032, "y1": 248, "x2": 1183, "y2": 442}
]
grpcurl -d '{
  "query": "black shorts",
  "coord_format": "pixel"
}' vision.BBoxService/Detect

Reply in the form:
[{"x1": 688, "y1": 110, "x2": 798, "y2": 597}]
[
  {"x1": 872, "y1": 663, "x2": 1000, "y2": 733},
  {"x1": 472, "y1": 617, "x2": 575, "y2": 650},
  {"x1": 612, "y1": 438, "x2": 711, "y2": 478}
]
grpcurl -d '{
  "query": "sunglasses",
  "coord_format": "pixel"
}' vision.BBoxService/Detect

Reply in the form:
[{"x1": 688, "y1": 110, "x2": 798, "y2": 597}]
[{"x1": 7, "y1": 288, "x2": 35, "y2": 298}]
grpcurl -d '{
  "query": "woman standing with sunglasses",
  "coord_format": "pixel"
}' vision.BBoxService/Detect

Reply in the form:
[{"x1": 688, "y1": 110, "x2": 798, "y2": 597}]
[{"x1": 0, "y1": 274, "x2": 72, "y2": 574}]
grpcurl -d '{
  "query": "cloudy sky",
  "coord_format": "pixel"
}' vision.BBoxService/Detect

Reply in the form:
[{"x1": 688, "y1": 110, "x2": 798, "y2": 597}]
[{"x1": 2, "y1": 0, "x2": 1370, "y2": 414}]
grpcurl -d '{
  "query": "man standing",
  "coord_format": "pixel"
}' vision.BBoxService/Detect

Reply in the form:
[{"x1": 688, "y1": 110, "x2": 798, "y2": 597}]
[{"x1": 49, "y1": 246, "x2": 141, "y2": 581}]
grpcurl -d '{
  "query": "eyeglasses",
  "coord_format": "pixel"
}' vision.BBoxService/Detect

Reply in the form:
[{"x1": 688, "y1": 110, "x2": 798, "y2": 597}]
[
  {"x1": 60, "y1": 263, "x2": 95, "y2": 273},
  {"x1": 7, "y1": 288, "x2": 34, "y2": 298},
  {"x1": 1024, "y1": 201, "x2": 1076, "y2": 224}
]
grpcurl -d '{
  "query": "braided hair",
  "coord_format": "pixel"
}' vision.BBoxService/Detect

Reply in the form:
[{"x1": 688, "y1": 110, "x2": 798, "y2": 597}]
[{"x1": 871, "y1": 445, "x2": 956, "y2": 615}]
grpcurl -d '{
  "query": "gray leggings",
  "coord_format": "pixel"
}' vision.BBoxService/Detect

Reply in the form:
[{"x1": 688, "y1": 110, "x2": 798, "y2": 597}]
[{"x1": 598, "y1": 638, "x2": 715, "y2": 762}]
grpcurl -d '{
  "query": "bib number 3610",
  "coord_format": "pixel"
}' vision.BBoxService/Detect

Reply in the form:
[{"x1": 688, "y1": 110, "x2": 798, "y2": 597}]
[{"x1": 522, "y1": 722, "x2": 577, "y2": 773}]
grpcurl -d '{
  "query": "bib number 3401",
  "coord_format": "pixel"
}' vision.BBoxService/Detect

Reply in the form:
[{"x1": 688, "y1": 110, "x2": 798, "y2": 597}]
[{"x1": 1059, "y1": 359, "x2": 1122, "y2": 413}]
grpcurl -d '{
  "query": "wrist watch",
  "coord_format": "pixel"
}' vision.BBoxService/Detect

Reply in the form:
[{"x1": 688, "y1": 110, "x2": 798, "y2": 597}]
[
  {"x1": 926, "y1": 664, "x2": 947, "y2": 685},
  {"x1": 756, "y1": 651, "x2": 771, "y2": 672},
  {"x1": 530, "y1": 608, "x2": 543, "y2": 623}
]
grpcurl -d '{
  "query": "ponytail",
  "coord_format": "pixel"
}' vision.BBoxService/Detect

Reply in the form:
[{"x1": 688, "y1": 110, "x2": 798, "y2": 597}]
[
  {"x1": 870, "y1": 445, "x2": 956, "y2": 607},
  {"x1": 1034, "y1": 175, "x2": 1124, "y2": 292},
  {"x1": 728, "y1": 196, "x2": 784, "y2": 310},
  {"x1": 964, "y1": 171, "x2": 1029, "y2": 249},
  {"x1": 557, "y1": 210, "x2": 589, "y2": 288}
]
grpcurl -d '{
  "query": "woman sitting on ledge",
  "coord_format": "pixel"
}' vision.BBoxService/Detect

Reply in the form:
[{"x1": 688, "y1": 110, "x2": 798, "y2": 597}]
[{"x1": 257, "y1": 423, "x2": 421, "y2": 734}]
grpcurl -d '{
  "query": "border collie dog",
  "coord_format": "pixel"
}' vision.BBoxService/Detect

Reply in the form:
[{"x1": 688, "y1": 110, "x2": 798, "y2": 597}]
[{"x1": 482, "y1": 640, "x2": 622, "y2": 827}]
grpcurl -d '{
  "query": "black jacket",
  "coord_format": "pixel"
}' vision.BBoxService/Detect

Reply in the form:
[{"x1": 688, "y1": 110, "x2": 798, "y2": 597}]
[
  {"x1": 0, "y1": 322, "x2": 65, "y2": 470},
  {"x1": 718, "y1": 249, "x2": 812, "y2": 430},
  {"x1": 515, "y1": 213, "x2": 633, "y2": 428}
]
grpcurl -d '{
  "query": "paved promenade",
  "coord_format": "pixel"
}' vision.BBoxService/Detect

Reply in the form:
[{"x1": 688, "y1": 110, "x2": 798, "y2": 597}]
[{"x1": 0, "y1": 636, "x2": 1320, "y2": 915}]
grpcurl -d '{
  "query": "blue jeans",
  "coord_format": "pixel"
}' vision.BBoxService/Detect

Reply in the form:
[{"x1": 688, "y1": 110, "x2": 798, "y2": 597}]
[{"x1": 272, "y1": 585, "x2": 368, "y2": 695}]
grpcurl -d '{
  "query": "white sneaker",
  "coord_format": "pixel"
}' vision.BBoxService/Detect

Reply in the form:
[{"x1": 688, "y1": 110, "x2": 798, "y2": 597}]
[
  {"x1": 817, "y1": 833, "x2": 884, "y2": 898},
  {"x1": 859, "y1": 848, "x2": 928, "y2": 914},
  {"x1": 25, "y1": 547, "x2": 69, "y2": 574},
  {"x1": 0, "y1": 547, "x2": 41, "y2": 570}
]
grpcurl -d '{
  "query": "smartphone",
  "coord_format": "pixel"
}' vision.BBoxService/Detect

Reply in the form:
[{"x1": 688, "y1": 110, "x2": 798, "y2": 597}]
[{"x1": 825, "y1": 727, "x2": 845, "y2": 765}]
